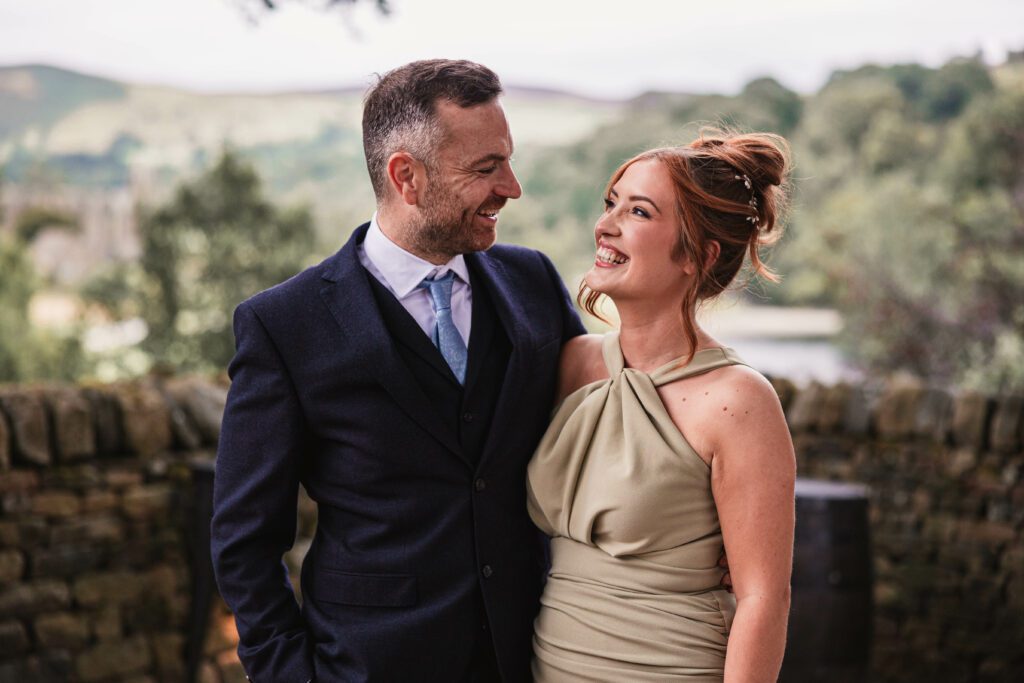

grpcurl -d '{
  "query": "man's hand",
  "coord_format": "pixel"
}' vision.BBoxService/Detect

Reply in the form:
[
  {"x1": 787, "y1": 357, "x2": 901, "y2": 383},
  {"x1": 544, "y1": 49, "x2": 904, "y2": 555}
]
[{"x1": 718, "y1": 550, "x2": 733, "y2": 593}]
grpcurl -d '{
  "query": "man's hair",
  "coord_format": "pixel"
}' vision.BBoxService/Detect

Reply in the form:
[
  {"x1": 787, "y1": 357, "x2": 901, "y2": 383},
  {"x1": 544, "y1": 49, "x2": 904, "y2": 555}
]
[{"x1": 362, "y1": 59, "x2": 503, "y2": 200}]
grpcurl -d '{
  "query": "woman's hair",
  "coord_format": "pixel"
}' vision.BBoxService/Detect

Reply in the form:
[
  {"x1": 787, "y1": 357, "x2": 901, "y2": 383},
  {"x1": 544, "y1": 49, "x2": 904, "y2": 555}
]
[{"x1": 579, "y1": 128, "x2": 791, "y2": 364}]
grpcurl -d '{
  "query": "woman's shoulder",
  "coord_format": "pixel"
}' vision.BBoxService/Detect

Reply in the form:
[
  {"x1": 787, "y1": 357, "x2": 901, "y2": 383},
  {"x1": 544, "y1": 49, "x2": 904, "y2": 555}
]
[{"x1": 557, "y1": 334, "x2": 608, "y2": 403}]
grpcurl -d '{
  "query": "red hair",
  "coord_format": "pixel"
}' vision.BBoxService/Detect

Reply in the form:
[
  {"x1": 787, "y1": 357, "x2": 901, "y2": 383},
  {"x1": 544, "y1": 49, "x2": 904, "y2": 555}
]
[{"x1": 579, "y1": 129, "x2": 791, "y2": 365}]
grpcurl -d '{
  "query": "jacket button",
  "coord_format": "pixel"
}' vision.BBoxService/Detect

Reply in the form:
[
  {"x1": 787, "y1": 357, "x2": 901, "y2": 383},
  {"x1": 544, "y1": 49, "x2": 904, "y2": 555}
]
[
  {"x1": 462, "y1": 411, "x2": 475, "y2": 423},
  {"x1": 482, "y1": 564, "x2": 493, "y2": 578},
  {"x1": 474, "y1": 478, "x2": 486, "y2": 492}
]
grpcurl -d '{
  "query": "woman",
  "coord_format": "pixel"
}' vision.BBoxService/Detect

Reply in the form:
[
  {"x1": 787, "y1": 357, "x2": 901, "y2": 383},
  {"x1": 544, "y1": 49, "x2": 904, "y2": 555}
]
[{"x1": 527, "y1": 131, "x2": 796, "y2": 682}]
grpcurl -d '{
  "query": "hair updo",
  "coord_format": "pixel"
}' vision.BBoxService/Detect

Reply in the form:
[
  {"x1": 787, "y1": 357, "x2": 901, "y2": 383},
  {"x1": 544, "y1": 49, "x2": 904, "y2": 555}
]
[{"x1": 579, "y1": 128, "x2": 792, "y2": 363}]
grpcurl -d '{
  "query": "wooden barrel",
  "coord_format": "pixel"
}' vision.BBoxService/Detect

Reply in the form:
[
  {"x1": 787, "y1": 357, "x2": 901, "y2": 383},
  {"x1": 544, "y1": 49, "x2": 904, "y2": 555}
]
[{"x1": 779, "y1": 479, "x2": 872, "y2": 683}]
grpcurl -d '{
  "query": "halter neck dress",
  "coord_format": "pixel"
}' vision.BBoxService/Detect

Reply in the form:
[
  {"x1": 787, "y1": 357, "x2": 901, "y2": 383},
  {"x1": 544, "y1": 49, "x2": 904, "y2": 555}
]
[{"x1": 526, "y1": 332, "x2": 747, "y2": 682}]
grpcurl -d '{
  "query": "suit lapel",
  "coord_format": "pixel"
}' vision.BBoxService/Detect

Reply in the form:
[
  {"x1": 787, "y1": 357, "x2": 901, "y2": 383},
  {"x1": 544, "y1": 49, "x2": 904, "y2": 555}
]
[
  {"x1": 319, "y1": 224, "x2": 465, "y2": 463},
  {"x1": 465, "y1": 251, "x2": 537, "y2": 471}
]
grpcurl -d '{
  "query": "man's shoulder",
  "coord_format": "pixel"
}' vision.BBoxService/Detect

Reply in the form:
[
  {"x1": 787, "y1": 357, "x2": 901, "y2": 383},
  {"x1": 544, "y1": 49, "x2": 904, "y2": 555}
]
[
  {"x1": 238, "y1": 251, "x2": 336, "y2": 319},
  {"x1": 483, "y1": 242, "x2": 555, "y2": 276}
]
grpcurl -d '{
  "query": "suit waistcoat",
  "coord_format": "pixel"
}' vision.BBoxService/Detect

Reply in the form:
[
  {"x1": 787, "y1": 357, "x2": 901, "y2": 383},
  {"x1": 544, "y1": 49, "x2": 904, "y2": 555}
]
[{"x1": 364, "y1": 261, "x2": 511, "y2": 466}]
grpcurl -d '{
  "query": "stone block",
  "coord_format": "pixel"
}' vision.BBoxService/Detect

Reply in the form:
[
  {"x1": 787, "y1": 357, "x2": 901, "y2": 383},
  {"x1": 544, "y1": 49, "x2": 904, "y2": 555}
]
[
  {"x1": 912, "y1": 388, "x2": 953, "y2": 441},
  {"x1": 73, "y1": 571, "x2": 144, "y2": 607},
  {"x1": 31, "y1": 491, "x2": 81, "y2": 518},
  {"x1": 106, "y1": 468, "x2": 144, "y2": 489},
  {"x1": 0, "y1": 518, "x2": 48, "y2": 549},
  {"x1": 875, "y1": 385, "x2": 924, "y2": 440},
  {"x1": 0, "y1": 391, "x2": 51, "y2": 466},
  {"x1": 767, "y1": 376, "x2": 797, "y2": 413},
  {"x1": 143, "y1": 564, "x2": 182, "y2": 599},
  {"x1": 82, "y1": 387, "x2": 124, "y2": 455},
  {"x1": 1, "y1": 492, "x2": 32, "y2": 515},
  {"x1": 29, "y1": 545, "x2": 104, "y2": 579},
  {"x1": 166, "y1": 377, "x2": 227, "y2": 445},
  {"x1": 122, "y1": 484, "x2": 174, "y2": 521},
  {"x1": 815, "y1": 383, "x2": 849, "y2": 434},
  {"x1": 0, "y1": 651, "x2": 73, "y2": 683},
  {"x1": 75, "y1": 635, "x2": 151, "y2": 682},
  {"x1": 91, "y1": 604, "x2": 122, "y2": 641},
  {"x1": 41, "y1": 463, "x2": 102, "y2": 491},
  {"x1": 33, "y1": 611, "x2": 90, "y2": 650},
  {"x1": 114, "y1": 383, "x2": 172, "y2": 458},
  {"x1": 786, "y1": 382, "x2": 825, "y2": 432},
  {"x1": 952, "y1": 391, "x2": 993, "y2": 450},
  {"x1": 42, "y1": 387, "x2": 96, "y2": 462},
  {"x1": 990, "y1": 395, "x2": 1024, "y2": 454},
  {"x1": 0, "y1": 579, "x2": 70, "y2": 617},
  {"x1": 49, "y1": 514, "x2": 125, "y2": 545},
  {"x1": 0, "y1": 549, "x2": 25, "y2": 583},
  {"x1": 0, "y1": 469, "x2": 39, "y2": 494},
  {"x1": 82, "y1": 490, "x2": 119, "y2": 513},
  {"x1": 0, "y1": 619, "x2": 29, "y2": 655}
]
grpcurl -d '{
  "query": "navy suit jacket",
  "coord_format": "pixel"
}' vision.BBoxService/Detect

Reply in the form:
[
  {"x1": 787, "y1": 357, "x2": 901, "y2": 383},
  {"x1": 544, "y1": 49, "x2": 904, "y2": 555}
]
[{"x1": 211, "y1": 223, "x2": 585, "y2": 682}]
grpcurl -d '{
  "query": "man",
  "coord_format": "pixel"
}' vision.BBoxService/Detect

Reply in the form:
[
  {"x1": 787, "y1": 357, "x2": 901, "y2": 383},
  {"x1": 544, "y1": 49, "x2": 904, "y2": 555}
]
[{"x1": 211, "y1": 59, "x2": 585, "y2": 682}]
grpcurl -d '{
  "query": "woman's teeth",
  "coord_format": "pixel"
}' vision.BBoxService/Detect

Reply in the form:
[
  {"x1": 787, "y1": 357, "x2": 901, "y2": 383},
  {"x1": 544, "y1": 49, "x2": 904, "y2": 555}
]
[{"x1": 596, "y1": 246, "x2": 629, "y2": 265}]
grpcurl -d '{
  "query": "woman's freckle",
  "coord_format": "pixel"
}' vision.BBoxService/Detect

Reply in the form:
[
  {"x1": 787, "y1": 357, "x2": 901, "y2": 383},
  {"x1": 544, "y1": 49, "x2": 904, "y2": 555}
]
[
  {"x1": 704, "y1": 392, "x2": 709, "y2": 395},
  {"x1": 722, "y1": 406, "x2": 727, "y2": 411}
]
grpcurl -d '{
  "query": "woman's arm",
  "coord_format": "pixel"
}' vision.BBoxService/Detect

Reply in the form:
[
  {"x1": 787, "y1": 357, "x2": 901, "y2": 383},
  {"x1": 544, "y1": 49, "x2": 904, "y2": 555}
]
[
  {"x1": 708, "y1": 367, "x2": 796, "y2": 683},
  {"x1": 555, "y1": 333, "x2": 605, "y2": 404}
]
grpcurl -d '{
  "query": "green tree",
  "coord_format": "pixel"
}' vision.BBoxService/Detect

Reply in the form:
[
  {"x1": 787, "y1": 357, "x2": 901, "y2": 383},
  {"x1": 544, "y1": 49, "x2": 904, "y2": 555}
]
[
  {"x1": 0, "y1": 177, "x2": 84, "y2": 381},
  {"x1": 86, "y1": 150, "x2": 317, "y2": 373}
]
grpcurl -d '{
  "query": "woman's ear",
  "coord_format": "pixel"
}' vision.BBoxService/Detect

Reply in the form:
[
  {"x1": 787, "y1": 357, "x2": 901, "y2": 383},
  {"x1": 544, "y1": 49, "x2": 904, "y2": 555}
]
[{"x1": 705, "y1": 240, "x2": 721, "y2": 269}]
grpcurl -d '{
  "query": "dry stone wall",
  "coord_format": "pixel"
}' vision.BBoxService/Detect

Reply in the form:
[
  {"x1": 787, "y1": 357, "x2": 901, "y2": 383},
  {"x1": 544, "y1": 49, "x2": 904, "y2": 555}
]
[
  {"x1": 773, "y1": 378, "x2": 1024, "y2": 682},
  {"x1": 0, "y1": 374, "x2": 1022, "y2": 682}
]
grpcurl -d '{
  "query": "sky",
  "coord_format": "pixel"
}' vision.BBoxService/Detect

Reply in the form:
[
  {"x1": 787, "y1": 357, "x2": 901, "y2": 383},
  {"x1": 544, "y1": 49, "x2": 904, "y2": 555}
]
[{"x1": 1, "y1": 0, "x2": 1022, "y2": 98}]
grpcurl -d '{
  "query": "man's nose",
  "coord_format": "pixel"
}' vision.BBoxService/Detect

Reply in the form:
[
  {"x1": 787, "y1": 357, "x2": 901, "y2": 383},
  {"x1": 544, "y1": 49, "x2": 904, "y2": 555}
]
[{"x1": 497, "y1": 165, "x2": 523, "y2": 199}]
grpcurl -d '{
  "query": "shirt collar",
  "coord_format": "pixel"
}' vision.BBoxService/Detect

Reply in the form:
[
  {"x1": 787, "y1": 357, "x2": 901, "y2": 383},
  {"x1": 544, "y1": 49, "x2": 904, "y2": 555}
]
[{"x1": 364, "y1": 213, "x2": 470, "y2": 299}]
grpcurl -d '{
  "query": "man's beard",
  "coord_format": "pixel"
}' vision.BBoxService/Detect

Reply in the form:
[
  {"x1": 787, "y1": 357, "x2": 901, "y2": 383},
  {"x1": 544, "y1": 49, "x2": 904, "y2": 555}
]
[{"x1": 408, "y1": 177, "x2": 501, "y2": 259}]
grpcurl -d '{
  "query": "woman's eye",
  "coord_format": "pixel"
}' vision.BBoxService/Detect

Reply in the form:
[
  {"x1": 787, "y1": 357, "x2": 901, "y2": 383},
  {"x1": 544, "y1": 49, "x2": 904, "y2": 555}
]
[
  {"x1": 603, "y1": 198, "x2": 614, "y2": 211},
  {"x1": 631, "y1": 206, "x2": 650, "y2": 218}
]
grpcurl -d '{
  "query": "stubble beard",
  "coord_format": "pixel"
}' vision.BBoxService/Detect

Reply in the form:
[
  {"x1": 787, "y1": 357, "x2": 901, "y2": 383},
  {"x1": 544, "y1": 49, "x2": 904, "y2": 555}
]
[{"x1": 409, "y1": 177, "x2": 497, "y2": 261}]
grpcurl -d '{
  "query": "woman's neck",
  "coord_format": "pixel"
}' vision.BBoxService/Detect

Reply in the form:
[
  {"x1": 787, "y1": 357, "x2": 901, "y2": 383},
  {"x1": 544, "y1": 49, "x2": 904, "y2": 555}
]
[{"x1": 615, "y1": 301, "x2": 715, "y2": 373}]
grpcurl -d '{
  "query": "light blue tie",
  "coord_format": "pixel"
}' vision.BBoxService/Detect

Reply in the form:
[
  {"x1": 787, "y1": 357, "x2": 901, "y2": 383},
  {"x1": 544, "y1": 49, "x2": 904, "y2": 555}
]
[{"x1": 418, "y1": 271, "x2": 468, "y2": 384}]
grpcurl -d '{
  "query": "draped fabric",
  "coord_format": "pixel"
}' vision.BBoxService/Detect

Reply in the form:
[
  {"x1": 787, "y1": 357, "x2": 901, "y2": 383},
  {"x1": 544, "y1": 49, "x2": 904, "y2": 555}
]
[{"x1": 527, "y1": 332, "x2": 747, "y2": 681}]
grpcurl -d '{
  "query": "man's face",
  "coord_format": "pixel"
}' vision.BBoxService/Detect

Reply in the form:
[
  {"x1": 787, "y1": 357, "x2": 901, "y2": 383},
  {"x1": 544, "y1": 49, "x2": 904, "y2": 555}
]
[{"x1": 410, "y1": 99, "x2": 522, "y2": 258}]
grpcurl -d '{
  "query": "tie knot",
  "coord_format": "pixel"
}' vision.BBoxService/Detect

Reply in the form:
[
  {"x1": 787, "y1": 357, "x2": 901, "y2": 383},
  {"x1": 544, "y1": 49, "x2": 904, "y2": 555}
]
[{"x1": 418, "y1": 270, "x2": 456, "y2": 312}]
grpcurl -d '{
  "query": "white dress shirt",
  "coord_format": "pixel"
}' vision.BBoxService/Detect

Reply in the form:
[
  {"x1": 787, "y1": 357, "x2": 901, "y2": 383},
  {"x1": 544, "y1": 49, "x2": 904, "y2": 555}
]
[{"x1": 357, "y1": 213, "x2": 472, "y2": 345}]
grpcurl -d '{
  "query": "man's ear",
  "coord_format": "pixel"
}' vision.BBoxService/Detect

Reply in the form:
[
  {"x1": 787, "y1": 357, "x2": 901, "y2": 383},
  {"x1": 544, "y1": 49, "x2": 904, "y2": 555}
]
[{"x1": 385, "y1": 152, "x2": 425, "y2": 206}]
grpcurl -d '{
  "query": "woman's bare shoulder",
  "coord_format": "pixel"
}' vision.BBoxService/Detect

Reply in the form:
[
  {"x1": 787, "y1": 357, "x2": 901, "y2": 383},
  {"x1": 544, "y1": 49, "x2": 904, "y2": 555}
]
[{"x1": 557, "y1": 334, "x2": 607, "y2": 403}]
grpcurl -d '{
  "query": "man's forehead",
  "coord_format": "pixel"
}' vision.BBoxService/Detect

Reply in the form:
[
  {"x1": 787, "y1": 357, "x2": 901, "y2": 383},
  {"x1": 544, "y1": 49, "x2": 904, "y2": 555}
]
[{"x1": 435, "y1": 99, "x2": 514, "y2": 157}]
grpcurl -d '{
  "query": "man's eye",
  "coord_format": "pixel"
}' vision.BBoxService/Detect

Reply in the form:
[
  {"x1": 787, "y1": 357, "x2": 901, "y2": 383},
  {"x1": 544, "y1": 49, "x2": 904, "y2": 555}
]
[{"x1": 477, "y1": 166, "x2": 497, "y2": 175}]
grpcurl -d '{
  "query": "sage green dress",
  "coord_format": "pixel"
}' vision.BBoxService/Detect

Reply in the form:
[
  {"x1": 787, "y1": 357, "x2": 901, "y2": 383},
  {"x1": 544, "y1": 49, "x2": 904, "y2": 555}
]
[{"x1": 526, "y1": 332, "x2": 746, "y2": 682}]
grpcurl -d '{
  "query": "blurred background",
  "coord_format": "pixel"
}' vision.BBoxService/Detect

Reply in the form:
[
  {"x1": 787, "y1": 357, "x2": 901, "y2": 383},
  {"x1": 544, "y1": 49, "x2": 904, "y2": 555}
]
[
  {"x1": 2, "y1": 2, "x2": 1024, "y2": 682},
  {"x1": 1, "y1": 0, "x2": 1022, "y2": 391}
]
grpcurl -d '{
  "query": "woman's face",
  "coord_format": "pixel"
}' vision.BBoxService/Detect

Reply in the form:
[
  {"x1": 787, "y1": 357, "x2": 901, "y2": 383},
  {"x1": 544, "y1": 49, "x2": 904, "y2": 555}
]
[{"x1": 585, "y1": 158, "x2": 693, "y2": 305}]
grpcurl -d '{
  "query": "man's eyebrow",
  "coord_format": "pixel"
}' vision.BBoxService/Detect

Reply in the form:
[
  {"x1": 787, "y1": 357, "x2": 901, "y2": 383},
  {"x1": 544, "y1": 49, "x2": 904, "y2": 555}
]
[
  {"x1": 469, "y1": 152, "x2": 509, "y2": 166},
  {"x1": 609, "y1": 189, "x2": 661, "y2": 214}
]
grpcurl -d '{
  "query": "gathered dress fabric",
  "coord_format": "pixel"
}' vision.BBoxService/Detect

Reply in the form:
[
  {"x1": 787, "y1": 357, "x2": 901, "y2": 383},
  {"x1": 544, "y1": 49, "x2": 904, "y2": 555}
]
[{"x1": 526, "y1": 332, "x2": 747, "y2": 682}]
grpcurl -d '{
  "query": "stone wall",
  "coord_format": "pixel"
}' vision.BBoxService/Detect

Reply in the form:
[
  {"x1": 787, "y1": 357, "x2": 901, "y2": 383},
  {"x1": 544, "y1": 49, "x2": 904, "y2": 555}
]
[
  {"x1": 0, "y1": 378, "x2": 245, "y2": 683},
  {"x1": 1, "y1": 375, "x2": 1022, "y2": 682},
  {"x1": 774, "y1": 378, "x2": 1024, "y2": 682}
]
